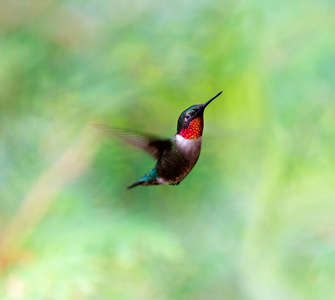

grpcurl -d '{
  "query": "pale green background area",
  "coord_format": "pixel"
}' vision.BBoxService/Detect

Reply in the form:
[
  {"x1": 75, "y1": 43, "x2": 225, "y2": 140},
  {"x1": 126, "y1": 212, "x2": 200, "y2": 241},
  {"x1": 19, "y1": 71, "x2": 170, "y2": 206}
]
[{"x1": 1, "y1": 0, "x2": 335, "y2": 299}]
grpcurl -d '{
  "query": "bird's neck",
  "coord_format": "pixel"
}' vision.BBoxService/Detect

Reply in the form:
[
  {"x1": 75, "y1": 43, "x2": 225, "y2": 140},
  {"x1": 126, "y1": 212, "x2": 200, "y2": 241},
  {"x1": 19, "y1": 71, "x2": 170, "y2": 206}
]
[
  {"x1": 179, "y1": 117, "x2": 203, "y2": 139},
  {"x1": 174, "y1": 134, "x2": 202, "y2": 152}
]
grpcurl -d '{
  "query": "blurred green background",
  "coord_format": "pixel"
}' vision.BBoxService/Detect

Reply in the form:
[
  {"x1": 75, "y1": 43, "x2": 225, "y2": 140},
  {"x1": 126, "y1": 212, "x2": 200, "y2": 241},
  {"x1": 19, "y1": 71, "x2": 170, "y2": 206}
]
[{"x1": 1, "y1": 0, "x2": 335, "y2": 299}]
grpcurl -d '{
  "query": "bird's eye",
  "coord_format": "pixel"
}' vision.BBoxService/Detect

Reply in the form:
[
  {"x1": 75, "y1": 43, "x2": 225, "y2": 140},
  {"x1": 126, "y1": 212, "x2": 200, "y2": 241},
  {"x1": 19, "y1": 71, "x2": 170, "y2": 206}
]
[{"x1": 185, "y1": 114, "x2": 191, "y2": 120}]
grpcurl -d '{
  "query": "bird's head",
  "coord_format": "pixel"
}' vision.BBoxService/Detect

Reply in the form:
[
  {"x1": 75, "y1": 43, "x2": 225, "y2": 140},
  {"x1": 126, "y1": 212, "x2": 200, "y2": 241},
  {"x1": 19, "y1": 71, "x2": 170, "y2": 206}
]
[{"x1": 177, "y1": 91, "x2": 222, "y2": 139}]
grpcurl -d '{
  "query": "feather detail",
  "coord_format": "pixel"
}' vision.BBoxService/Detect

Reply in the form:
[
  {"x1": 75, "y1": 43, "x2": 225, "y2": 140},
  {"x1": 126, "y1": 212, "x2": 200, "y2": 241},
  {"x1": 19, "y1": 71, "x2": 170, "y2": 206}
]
[
  {"x1": 91, "y1": 124, "x2": 172, "y2": 160},
  {"x1": 179, "y1": 117, "x2": 203, "y2": 139}
]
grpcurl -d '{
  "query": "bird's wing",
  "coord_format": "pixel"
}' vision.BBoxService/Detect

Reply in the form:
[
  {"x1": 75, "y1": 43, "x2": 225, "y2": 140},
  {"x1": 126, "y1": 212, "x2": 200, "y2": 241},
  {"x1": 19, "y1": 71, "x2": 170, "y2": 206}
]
[{"x1": 91, "y1": 124, "x2": 172, "y2": 160}]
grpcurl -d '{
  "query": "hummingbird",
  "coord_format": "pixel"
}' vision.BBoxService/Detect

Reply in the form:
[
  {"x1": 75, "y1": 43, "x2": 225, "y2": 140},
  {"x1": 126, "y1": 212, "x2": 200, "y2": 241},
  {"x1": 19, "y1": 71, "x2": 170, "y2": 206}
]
[{"x1": 93, "y1": 91, "x2": 222, "y2": 189}]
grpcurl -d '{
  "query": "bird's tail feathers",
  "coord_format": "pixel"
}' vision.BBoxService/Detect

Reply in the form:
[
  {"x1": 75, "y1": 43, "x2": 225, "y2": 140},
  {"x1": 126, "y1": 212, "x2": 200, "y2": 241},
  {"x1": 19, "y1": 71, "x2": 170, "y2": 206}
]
[{"x1": 126, "y1": 180, "x2": 144, "y2": 190}]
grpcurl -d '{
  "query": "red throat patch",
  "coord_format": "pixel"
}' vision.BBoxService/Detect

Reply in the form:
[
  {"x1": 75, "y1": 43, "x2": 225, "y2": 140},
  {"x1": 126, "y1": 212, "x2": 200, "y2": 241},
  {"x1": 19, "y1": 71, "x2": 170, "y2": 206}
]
[{"x1": 180, "y1": 117, "x2": 204, "y2": 139}]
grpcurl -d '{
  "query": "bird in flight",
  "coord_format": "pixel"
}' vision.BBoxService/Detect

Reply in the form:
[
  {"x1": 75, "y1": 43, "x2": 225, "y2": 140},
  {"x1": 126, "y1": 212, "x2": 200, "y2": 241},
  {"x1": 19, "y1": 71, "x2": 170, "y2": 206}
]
[{"x1": 93, "y1": 91, "x2": 222, "y2": 189}]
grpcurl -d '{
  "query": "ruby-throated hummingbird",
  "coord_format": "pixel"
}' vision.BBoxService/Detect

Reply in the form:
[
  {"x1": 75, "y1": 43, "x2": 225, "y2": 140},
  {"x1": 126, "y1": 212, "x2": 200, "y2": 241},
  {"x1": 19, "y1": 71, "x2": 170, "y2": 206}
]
[{"x1": 93, "y1": 91, "x2": 222, "y2": 189}]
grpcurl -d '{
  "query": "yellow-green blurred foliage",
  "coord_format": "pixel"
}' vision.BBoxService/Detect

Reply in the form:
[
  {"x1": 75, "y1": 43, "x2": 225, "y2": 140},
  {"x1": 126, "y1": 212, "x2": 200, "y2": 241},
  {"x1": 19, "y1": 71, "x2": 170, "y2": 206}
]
[{"x1": 1, "y1": 0, "x2": 335, "y2": 299}]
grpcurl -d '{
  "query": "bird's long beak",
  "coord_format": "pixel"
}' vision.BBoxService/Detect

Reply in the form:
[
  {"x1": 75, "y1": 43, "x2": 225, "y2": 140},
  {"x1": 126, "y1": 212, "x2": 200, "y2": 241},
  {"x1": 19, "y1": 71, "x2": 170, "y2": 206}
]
[
  {"x1": 192, "y1": 91, "x2": 222, "y2": 119},
  {"x1": 194, "y1": 91, "x2": 222, "y2": 118},
  {"x1": 202, "y1": 91, "x2": 222, "y2": 109}
]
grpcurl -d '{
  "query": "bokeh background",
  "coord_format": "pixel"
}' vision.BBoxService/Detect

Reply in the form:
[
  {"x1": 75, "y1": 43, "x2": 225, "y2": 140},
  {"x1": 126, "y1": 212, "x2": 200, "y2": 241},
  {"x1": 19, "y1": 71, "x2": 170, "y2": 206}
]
[{"x1": 1, "y1": 0, "x2": 335, "y2": 299}]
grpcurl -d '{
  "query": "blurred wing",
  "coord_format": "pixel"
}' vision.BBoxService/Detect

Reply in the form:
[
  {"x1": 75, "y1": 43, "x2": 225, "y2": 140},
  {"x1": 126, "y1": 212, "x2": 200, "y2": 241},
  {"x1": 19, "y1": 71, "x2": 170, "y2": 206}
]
[{"x1": 91, "y1": 124, "x2": 171, "y2": 160}]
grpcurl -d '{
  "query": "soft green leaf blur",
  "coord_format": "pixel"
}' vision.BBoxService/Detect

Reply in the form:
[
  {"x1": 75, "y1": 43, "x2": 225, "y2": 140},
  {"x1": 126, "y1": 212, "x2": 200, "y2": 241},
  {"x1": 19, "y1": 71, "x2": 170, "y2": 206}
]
[{"x1": 1, "y1": 0, "x2": 335, "y2": 299}]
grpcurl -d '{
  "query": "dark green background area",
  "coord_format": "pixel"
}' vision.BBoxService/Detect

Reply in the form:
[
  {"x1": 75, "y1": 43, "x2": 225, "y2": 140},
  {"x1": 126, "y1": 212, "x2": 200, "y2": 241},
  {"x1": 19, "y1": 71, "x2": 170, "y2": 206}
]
[{"x1": 1, "y1": 0, "x2": 335, "y2": 299}]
